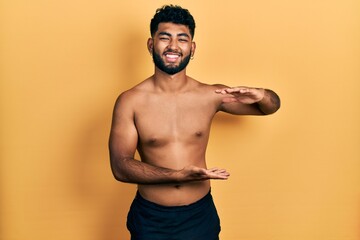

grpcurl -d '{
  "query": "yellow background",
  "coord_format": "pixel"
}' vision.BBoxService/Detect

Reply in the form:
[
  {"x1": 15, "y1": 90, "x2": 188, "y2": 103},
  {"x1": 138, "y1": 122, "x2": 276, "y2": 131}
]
[{"x1": 1, "y1": 0, "x2": 359, "y2": 239}]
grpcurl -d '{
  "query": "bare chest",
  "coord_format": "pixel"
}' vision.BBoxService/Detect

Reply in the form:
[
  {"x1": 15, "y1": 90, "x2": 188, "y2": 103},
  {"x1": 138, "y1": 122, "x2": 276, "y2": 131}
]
[{"x1": 134, "y1": 94, "x2": 217, "y2": 145}]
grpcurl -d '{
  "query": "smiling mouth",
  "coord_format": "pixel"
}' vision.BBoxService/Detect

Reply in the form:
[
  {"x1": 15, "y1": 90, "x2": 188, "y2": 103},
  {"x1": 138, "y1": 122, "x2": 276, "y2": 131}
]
[{"x1": 164, "y1": 52, "x2": 181, "y2": 63}]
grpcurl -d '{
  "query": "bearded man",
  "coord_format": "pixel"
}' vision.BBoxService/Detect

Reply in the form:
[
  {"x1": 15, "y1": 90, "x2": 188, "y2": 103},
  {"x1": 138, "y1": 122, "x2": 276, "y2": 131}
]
[{"x1": 109, "y1": 5, "x2": 280, "y2": 240}]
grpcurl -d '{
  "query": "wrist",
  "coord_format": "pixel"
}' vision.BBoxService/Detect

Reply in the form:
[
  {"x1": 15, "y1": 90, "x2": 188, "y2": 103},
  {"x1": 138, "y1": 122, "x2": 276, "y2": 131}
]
[
  {"x1": 255, "y1": 88, "x2": 265, "y2": 103},
  {"x1": 172, "y1": 169, "x2": 184, "y2": 183}
]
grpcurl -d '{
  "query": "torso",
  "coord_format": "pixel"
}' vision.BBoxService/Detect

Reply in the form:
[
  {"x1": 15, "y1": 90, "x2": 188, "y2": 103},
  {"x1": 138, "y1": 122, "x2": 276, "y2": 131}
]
[{"x1": 130, "y1": 76, "x2": 223, "y2": 206}]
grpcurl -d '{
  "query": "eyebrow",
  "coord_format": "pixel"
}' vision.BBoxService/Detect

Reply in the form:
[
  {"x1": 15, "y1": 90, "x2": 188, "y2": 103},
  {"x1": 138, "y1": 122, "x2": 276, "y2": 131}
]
[{"x1": 158, "y1": 32, "x2": 190, "y2": 38}]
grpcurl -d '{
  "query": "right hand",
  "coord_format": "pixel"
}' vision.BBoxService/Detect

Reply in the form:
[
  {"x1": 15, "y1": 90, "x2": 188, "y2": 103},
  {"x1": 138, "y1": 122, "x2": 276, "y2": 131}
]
[{"x1": 179, "y1": 165, "x2": 230, "y2": 182}]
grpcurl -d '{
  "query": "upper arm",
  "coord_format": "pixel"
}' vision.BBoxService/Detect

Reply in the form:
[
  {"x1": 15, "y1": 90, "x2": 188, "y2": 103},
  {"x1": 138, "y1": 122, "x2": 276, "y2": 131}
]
[
  {"x1": 219, "y1": 102, "x2": 264, "y2": 115},
  {"x1": 108, "y1": 92, "x2": 138, "y2": 162}
]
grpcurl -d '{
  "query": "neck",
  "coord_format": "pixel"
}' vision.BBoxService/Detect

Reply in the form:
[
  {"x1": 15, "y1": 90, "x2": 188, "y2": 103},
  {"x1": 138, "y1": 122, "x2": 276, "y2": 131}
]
[{"x1": 152, "y1": 67, "x2": 189, "y2": 93}]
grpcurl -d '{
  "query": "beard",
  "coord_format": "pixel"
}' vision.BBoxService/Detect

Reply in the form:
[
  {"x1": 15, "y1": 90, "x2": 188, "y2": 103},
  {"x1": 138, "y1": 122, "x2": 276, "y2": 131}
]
[{"x1": 152, "y1": 49, "x2": 192, "y2": 75}]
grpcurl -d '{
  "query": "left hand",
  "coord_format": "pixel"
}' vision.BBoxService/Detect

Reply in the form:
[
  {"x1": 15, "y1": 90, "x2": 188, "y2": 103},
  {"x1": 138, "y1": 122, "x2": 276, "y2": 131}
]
[
  {"x1": 178, "y1": 166, "x2": 230, "y2": 181},
  {"x1": 215, "y1": 87, "x2": 265, "y2": 104}
]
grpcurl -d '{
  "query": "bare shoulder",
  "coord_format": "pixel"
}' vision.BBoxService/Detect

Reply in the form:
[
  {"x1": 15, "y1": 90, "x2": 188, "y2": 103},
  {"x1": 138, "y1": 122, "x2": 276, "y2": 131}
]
[
  {"x1": 116, "y1": 78, "x2": 153, "y2": 102},
  {"x1": 188, "y1": 78, "x2": 218, "y2": 91},
  {"x1": 190, "y1": 79, "x2": 228, "y2": 100},
  {"x1": 191, "y1": 79, "x2": 228, "y2": 92},
  {"x1": 113, "y1": 78, "x2": 153, "y2": 112}
]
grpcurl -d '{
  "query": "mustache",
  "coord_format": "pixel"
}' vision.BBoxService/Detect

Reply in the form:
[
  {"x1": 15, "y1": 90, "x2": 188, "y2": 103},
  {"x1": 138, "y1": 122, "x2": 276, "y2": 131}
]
[{"x1": 163, "y1": 50, "x2": 182, "y2": 56}]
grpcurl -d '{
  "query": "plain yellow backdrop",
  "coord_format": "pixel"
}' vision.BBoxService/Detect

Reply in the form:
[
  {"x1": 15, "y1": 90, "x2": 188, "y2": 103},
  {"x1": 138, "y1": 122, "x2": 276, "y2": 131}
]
[{"x1": 1, "y1": 0, "x2": 359, "y2": 239}]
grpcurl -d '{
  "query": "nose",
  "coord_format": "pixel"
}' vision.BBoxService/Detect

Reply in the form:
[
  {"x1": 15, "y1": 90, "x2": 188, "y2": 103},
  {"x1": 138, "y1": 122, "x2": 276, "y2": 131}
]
[{"x1": 168, "y1": 39, "x2": 179, "y2": 51}]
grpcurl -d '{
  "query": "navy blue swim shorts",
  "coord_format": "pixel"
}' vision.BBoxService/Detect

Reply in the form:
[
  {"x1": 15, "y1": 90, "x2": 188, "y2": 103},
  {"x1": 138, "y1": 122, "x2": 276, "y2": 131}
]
[{"x1": 126, "y1": 191, "x2": 221, "y2": 240}]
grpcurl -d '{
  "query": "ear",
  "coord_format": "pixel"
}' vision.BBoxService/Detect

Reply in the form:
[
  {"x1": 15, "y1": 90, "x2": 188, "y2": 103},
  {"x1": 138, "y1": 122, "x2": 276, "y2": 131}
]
[
  {"x1": 147, "y1": 38, "x2": 153, "y2": 54},
  {"x1": 191, "y1": 41, "x2": 196, "y2": 58}
]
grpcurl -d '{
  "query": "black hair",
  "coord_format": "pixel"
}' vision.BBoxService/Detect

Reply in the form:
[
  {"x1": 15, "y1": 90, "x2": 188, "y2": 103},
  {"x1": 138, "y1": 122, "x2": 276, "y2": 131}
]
[{"x1": 150, "y1": 5, "x2": 196, "y2": 39}]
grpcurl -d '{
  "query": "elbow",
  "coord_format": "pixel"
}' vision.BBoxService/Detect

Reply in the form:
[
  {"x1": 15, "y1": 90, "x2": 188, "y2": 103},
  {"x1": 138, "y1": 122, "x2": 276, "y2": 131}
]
[
  {"x1": 265, "y1": 103, "x2": 281, "y2": 115},
  {"x1": 111, "y1": 166, "x2": 130, "y2": 183},
  {"x1": 112, "y1": 169, "x2": 132, "y2": 183},
  {"x1": 261, "y1": 90, "x2": 281, "y2": 115},
  {"x1": 112, "y1": 170, "x2": 128, "y2": 183},
  {"x1": 271, "y1": 98, "x2": 281, "y2": 114},
  {"x1": 273, "y1": 95, "x2": 281, "y2": 114},
  {"x1": 110, "y1": 159, "x2": 130, "y2": 183},
  {"x1": 272, "y1": 90, "x2": 281, "y2": 113},
  {"x1": 258, "y1": 104, "x2": 280, "y2": 115}
]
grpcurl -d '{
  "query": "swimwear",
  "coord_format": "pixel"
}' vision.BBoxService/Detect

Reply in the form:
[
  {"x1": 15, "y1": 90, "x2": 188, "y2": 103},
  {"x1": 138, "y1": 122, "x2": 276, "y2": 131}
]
[{"x1": 127, "y1": 191, "x2": 221, "y2": 240}]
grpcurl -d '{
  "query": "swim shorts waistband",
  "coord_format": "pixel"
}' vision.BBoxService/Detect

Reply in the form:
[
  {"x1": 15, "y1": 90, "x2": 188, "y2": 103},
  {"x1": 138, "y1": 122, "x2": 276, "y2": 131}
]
[{"x1": 134, "y1": 190, "x2": 213, "y2": 212}]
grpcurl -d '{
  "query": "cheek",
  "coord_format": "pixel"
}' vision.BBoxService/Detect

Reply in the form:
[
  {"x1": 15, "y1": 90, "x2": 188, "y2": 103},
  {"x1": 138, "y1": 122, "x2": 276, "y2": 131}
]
[
  {"x1": 182, "y1": 46, "x2": 192, "y2": 55},
  {"x1": 177, "y1": 43, "x2": 190, "y2": 51},
  {"x1": 155, "y1": 44, "x2": 167, "y2": 53}
]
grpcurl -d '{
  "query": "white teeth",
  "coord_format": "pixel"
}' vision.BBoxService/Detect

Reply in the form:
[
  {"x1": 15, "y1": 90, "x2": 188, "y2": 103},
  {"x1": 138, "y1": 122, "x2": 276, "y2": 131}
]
[{"x1": 166, "y1": 54, "x2": 179, "y2": 58}]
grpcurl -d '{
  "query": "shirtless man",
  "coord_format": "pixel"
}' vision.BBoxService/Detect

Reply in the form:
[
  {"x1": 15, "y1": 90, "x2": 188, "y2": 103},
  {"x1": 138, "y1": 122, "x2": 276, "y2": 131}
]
[{"x1": 109, "y1": 5, "x2": 280, "y2": 240}]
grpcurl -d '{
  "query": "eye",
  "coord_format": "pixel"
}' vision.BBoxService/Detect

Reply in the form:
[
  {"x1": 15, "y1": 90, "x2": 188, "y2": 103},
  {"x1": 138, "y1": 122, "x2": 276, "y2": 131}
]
[
  {"x1": 179, "y1": 39, "x2": 188, "y2": 42},
  {"x1": 160, "y1": 37, "x2": 170, "y2": 41}
]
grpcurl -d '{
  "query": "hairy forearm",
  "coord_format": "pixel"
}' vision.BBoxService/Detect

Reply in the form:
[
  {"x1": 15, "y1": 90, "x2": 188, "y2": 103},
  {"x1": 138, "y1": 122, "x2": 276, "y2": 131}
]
[
  {"x1": 257, "y1": 89, "x2": 281, "y2": 115},
  {"x1": 110, "y1": 157, "x2": 229, "y2": 184},
  {"x1": 111, "y1": 157, "x2": 180, "y2": 184}
]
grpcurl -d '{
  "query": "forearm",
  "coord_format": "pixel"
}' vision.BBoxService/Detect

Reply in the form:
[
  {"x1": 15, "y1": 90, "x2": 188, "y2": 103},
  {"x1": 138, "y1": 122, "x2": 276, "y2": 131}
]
[
  {"x1": 110, "y1": 157, "x2": 180, "y2": 184},
  {"x1": 110, "y1": 156, "x2": 229, "y2": 184},
  {"x1": 257, "y1": 89, "x2": 281, "y2": 115}
]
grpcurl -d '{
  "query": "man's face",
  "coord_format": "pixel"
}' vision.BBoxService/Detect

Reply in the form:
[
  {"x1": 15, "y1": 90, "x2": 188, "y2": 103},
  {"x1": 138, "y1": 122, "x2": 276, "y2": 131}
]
[{"x1": 149, "y1": 22, "x2": 195, "y2": 75}]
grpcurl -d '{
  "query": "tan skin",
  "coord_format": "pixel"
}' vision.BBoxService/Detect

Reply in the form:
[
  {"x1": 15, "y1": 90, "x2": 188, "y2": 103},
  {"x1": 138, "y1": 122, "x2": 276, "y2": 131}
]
[{"x1": 109, "y1": 23, "x2": 280, "y2": 206}]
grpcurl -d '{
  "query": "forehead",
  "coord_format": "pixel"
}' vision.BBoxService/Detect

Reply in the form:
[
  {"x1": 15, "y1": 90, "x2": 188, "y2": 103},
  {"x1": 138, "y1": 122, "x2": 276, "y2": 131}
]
[{"x1": 155, "y1": 22, "x2": 191, "y2": 37}]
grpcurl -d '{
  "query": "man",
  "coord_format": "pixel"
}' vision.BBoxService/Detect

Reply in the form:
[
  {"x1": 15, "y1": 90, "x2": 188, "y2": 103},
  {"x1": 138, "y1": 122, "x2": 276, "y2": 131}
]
[{"x1": 109, "y1": 5, "x2": 280, "y2": 240}]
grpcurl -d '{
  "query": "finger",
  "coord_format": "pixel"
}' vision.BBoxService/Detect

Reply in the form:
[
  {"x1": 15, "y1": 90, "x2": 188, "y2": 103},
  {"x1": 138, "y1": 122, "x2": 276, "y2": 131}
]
[
  {"x1": 226, "y1": 87, "x2": 252, "y2": 94},
  {"x1": 224, "y1": 87, "x2": 240, "y2": 93},
  {"x1": 215, "y1": 89, "x2": 230, "y2": 94},
  {"x1": 215, "y1": 88, "x2": 243, "y2": 94},
  {"x1": 210, "y1": 172, "x2": 229, "y2": 179},
  {"x1": 208, "y1": 167, "x2": 228, "y2": 171},
  {"x1": 207, "y1": 168, "x2": 230, "y2": 177},
  {"x1": 208, "y1": 167, "x2": 221, "y2": 171},
  {"x1": 209, "y1": 168, "x2": 226, "y2": 172},
  {"x1": 208, "y1": 168, "x2": 228, "y2": 173},
  {"x1": 213, "y1": 170, "x2": 230, "y2": 177}
]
